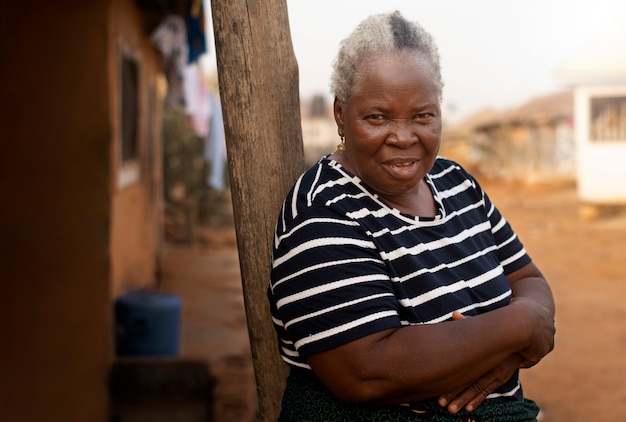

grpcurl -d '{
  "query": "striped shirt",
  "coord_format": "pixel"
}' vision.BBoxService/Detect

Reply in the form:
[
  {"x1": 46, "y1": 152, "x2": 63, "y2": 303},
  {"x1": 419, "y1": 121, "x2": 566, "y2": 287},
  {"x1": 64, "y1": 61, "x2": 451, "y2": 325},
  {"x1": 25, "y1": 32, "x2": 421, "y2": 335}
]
[{"x1": 269, "y1": 156, "x2": 531, "y2": 400}]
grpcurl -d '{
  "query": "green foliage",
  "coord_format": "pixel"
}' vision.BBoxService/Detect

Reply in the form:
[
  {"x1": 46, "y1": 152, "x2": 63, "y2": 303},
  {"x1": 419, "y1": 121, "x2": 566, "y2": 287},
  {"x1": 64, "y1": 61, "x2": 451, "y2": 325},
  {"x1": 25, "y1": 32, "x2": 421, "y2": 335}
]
[{"x1": 162, "y1": 107, "x2": 231, "y2": 232}]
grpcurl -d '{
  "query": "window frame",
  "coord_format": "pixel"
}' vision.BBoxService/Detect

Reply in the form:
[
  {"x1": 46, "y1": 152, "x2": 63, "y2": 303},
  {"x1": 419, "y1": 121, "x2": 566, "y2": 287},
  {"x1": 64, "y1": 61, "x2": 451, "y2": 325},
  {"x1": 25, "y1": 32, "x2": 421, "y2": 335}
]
[{"x1": 118, "y1": 42, "x2": 142, "y2": 189}]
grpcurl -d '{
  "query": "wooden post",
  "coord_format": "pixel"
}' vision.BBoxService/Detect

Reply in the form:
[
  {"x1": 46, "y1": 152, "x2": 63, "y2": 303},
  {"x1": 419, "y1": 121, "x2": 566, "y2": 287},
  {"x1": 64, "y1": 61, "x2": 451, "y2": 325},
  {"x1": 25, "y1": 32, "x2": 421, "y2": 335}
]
[{"x1": 211, "y1": 1, "x2": 304, "y2": 420}]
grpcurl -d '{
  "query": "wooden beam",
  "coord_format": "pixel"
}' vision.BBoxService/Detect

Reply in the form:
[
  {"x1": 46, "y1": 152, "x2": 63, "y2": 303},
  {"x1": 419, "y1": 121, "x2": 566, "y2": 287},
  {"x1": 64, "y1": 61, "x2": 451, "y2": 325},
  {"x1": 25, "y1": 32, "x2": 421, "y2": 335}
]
[{"x1": 210, "y1": 1, "x2": 304, "y2": 420}]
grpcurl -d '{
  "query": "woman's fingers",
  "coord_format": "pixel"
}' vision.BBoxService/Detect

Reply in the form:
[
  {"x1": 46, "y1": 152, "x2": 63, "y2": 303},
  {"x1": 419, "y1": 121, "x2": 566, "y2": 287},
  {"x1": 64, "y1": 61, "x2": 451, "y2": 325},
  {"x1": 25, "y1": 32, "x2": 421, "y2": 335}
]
[
  {"x1": 451, "y1": 310, "x2": 465, "y2": 320},
  {"x1": 442, "y1": 355, "x2": 522, "y2": 414}
]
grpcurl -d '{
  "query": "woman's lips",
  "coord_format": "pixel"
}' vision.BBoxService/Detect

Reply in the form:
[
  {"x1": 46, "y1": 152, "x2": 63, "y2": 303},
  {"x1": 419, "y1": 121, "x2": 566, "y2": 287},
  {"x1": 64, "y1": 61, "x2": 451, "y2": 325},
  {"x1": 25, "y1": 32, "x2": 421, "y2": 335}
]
[
  {"x1": 390, "y1": 161, "x2": 414, "y2": 167},
  {"x1": 385, "y1": 159, "x2": 419, "y2": 178}
]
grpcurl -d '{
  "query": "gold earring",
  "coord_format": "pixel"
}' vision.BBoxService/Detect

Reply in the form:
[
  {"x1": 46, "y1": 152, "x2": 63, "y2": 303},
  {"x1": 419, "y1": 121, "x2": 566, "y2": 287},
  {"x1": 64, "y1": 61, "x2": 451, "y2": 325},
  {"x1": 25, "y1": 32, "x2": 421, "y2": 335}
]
[{"x1": 337, "y1": 136, "x2": 345, "y2": 152}]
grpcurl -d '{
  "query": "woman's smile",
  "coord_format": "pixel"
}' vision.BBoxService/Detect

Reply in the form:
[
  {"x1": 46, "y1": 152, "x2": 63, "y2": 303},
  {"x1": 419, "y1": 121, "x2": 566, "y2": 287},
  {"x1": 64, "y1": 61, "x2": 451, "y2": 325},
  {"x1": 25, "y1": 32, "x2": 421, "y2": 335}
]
[{"x1": 384, "y1": 158, "x2": 420, "y2": 179}]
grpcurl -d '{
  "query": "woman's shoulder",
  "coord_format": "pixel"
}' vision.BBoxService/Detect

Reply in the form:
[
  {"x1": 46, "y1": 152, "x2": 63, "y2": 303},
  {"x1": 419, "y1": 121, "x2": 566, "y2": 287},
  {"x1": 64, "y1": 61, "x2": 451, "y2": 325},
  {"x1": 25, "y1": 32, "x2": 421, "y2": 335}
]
[
  {"x1": 430, "y1": 156, "x2": 474, "y2": 179},
  {"x1": 281, "y1": 156, "x2": 351, "y2": 218},
  {"x1": 430, "y1": 157, "x2": 486, "y2": 196},
  {"x1": 295, "y1": 155, "x2": 342, "y2": 190},
  {"x1": 275, "y1": 156, "x2": 371, "y2": 241}
]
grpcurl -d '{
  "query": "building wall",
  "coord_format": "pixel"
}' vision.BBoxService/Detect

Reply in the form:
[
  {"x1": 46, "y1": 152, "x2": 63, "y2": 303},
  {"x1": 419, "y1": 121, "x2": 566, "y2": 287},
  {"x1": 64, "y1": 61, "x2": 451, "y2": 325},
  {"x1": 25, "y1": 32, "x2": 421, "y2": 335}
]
[
  {"x1": 108, "y1": 0, "x2": 164, "y2": 296},
  {"x1": 1, "y1": 2, "x2": 113, "y2": 421},
  {"x1": 575, "y1": 86, "x2": 626, "y2": 203},
  {"x1": 0, "y1": 1, "x2": 164, "y2": 420},
  {"x1": 301, "y1": 117, "x2": 337, "y2": 165}
]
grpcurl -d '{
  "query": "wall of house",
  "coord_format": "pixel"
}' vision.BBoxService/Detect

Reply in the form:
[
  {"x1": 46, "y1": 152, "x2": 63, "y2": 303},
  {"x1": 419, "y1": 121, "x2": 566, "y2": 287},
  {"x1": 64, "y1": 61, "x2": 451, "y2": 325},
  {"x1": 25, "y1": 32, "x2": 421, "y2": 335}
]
[
  {"x1": 575, "y1": 86, "x2": 626, "y2": 203},
  {"x1": 1, "y1": 2, "x2": 113, "y2": 421},
  {"x1": 301, "y1": 118, "x2": 337, "y2": 165},
  {"x1": 0, "y1": 1, "x2": 164, "y2": 421},
  {"x1": 108, "y1": 0, "x2": 164, "y2": 297}
]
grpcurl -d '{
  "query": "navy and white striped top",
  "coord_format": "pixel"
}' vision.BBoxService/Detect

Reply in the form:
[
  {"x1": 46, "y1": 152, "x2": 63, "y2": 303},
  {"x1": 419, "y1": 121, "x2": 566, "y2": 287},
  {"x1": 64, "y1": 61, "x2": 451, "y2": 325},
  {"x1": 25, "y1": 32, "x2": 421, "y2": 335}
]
[{"x1": 269, "y1": 156, "x2": 531, "y2": 400}]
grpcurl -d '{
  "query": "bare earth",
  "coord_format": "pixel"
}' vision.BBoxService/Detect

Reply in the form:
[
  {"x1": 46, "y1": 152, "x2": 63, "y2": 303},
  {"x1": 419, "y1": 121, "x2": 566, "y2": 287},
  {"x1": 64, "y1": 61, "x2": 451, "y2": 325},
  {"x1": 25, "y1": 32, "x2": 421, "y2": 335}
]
[
  {"x1": 480, "y1": 178, "x2": 626, "y2": 421},
  {"x1": 178, "y1": 178, "x2": 626, "y2": 422}
]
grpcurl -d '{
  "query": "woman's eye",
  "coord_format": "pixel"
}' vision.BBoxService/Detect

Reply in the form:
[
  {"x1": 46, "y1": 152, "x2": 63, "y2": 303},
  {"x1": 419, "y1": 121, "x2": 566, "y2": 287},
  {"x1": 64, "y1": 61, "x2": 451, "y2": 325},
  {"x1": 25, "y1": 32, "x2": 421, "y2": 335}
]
[
  {"x1": 415, "y1": 113, "x2": 436, "y2": 123},
  {"x1": 366, "y1": 114, "x2": 384, "y2": 123}
]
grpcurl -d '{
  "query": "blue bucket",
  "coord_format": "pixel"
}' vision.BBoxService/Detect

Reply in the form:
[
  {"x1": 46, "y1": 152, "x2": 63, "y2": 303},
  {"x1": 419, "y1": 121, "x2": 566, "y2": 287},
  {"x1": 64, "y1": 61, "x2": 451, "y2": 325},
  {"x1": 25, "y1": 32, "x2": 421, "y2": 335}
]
[{"x1": 115, "y1": 290, "x2": 182, "y2": 357}]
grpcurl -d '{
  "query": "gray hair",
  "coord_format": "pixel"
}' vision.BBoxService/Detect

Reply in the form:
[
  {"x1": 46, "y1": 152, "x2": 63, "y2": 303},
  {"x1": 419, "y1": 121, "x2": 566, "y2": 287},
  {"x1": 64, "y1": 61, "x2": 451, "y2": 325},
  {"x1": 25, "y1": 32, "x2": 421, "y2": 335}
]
[{"x1": 330, "y1": 11, "x2": 443, "y2": 104}]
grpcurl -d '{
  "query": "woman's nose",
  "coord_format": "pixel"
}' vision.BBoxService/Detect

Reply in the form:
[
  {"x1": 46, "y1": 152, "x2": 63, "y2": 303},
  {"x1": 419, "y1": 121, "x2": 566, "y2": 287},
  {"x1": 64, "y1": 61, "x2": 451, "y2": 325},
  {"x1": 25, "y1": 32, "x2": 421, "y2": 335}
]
[{"x1": 388, "y1": 120, "x2": 418, "y2": 146}]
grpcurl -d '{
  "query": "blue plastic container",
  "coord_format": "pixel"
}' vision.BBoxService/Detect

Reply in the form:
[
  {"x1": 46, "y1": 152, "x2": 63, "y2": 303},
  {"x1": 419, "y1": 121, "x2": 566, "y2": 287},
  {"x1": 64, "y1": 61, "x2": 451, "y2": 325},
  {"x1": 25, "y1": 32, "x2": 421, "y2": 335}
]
[{"x1": 115, "y1": 290, "x2": 182, "y2": 357}]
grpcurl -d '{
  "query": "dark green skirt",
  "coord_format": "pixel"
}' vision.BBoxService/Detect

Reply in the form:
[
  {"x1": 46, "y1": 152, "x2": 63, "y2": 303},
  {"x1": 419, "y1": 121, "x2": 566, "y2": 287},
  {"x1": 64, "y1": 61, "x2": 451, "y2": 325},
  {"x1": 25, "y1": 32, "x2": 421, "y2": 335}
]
[{"x1": 278, "y1": 368, "x2": 540, "y2": 422}]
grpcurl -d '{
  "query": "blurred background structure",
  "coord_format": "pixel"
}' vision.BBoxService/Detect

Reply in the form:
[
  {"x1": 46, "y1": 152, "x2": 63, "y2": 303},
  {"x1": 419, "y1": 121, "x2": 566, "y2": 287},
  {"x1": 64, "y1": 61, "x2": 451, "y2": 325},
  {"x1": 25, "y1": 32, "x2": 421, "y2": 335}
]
[
  {"x1": 2, "y1": 1, "x2": 221, "y2": 420},
  {"x1": 2, "y1": 1, "x2": 626, "y2": 421}
]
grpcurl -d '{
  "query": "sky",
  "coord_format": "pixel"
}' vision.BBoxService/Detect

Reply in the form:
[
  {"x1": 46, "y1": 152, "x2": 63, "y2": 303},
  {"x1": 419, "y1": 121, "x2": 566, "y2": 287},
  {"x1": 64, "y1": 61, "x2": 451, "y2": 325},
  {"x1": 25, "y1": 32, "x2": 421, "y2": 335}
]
[{"x1": 203, "y1": 1, "x2": 626, "y2": 124}]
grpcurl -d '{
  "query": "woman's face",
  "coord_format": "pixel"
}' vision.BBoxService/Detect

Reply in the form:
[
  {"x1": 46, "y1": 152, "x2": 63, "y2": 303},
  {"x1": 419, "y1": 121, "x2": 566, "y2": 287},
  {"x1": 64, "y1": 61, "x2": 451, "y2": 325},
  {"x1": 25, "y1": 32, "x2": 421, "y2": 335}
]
[{"x1": 334, "y1": 51, "x2": 442, "y2": 199}]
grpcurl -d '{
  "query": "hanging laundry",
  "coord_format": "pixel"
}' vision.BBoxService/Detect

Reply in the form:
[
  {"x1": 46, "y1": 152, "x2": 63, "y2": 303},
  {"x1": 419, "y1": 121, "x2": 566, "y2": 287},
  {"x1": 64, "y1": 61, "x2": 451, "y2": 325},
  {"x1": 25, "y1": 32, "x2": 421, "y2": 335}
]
[
  {"x1": 205, "y1": 93, "x2": 227, "y2": 191},
  {"x1": 186, "y1": 0, "x2": 208, "y2": 64},
  {"x1": 150, "y1": 15, "x2": 189, "y2": 110},
  {"x1": 181, "y1": 62, "x2": 226, "y2": 190},
  {"x1": 183, "y1": 63, "x2": 212, "y2": 137}
]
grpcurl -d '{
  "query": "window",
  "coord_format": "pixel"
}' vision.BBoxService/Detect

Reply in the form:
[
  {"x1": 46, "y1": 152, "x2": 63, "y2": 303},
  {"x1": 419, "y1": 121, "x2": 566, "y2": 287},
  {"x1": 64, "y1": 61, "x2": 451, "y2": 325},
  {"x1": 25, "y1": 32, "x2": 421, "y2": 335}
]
[
  {"x1": 121, "y1": 54, "x2": 139, "y2": 161},
  {"x1": 589, "y1": 96, "x2": 626, "y2": 142},
  {"x1": 119, "y1": 46, "x2": 141, "y2": 188}
]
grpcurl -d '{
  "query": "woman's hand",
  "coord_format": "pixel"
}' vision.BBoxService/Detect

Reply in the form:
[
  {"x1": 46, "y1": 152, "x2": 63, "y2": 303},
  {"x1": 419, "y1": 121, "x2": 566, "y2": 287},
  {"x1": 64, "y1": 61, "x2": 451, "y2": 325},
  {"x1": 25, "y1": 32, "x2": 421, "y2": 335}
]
[
  {"x1": 437, "y1": 311, "x2": 524, "y2": 414},
  {"x1": 438, "y1": 262, "x2": 557, "y2": 415},
  {"x1": 438, "y1": 354, "x2": 523, "y2": 413}
]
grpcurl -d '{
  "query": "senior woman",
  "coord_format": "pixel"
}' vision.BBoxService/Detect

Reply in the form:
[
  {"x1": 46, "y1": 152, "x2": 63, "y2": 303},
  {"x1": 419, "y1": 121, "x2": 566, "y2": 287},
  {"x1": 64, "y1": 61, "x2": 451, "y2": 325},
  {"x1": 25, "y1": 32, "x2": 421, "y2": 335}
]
[{"x1": 268, "y1": 11, "x2": 555, "y2": 421}]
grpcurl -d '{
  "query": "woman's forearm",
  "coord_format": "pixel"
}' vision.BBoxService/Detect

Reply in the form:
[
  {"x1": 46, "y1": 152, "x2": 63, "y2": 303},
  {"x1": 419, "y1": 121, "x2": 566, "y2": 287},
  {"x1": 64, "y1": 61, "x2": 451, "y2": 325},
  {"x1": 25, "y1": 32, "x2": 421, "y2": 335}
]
[
  {"x1": 307, "y1": 262, "x2": 556, "y2": 405},
  {"x1": 307, "y1": 301, "x2": 533, "y2": 404}
]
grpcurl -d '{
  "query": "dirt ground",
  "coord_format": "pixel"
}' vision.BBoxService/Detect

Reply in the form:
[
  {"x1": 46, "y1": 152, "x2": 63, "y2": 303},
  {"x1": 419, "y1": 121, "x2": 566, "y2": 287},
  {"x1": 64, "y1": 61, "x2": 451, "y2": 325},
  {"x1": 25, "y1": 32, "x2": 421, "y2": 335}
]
[
  {"x1": 477, "y1": 177, "x2": 626, "y2": 421},
  {"x1": 194, "y1": 177, "x2": 626, "y2": 421}
]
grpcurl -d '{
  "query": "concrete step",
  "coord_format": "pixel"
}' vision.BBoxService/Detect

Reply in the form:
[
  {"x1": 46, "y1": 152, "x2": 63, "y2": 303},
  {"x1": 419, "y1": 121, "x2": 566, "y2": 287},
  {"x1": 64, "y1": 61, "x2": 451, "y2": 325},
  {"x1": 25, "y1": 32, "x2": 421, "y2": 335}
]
[{"x1": 109, "y1": 359, "x2": 215, "y2": 422}]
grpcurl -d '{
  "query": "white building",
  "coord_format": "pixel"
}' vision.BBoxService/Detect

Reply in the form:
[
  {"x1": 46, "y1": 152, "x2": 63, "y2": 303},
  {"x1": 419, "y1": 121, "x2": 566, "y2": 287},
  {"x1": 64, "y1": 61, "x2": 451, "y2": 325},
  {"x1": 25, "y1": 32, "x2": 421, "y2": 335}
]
[{"x1": 556, "y1": 26, "x2": 626, "y2": 205}]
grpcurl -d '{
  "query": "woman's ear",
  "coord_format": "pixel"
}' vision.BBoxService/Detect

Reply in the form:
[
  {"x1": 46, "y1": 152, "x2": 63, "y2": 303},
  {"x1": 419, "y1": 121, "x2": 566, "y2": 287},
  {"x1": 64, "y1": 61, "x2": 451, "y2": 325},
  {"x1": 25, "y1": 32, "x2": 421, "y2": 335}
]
[{"x1": 333, "y1": 97, "x2": 344, "y2": 130}]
